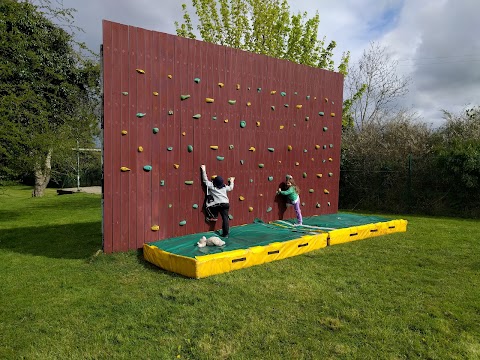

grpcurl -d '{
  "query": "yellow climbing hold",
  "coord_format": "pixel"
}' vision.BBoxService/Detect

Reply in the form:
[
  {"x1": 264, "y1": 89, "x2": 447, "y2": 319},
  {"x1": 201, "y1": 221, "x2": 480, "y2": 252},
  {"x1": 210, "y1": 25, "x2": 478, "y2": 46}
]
[
  {"x1": 210, "y1": 145, "x2": 219, "y2": 150},
  {"x1": 136, "y1": 69, "x2": 145, "y2": 74},
  {"x1": 182, "y1": 132, "x2": 186, "y2": 136},
  {"x1": 331, "y1": 112, "x2": 336, "y2": 117},
  {"x1": 239, "y1": 196, "x2": 245, "y2": 201},
  {"x1": 248, "y1": 207, "x2": 254, "y2": 212},
  {"x1": 287, "y1": 145, "x2": 293, "y2": 151},
  {"x1": 218, "y1": 82, "x2": 224, "y2": 87},
  {"x1": 280, "y1": 125, "x2": 284, "y2": 130},
  {"x1": 270, "y1": 90, "x2": 276, "y2": 95},
  {"x1": 295, "y1": 162, "x2": 300, "y2": 166},
  {"x1": 316, "y1": 173, "x2": 323, "y2": 178},
  {"x1": 224, "y1": 119, "x2": 229, "y2": 123},
  {"x1": 236, "y1": 84, "x2": 241, "y2": 90},
  {"x1": 153, "y1": 91, "x2": 159, "y2": 96},
  {"x1": 249, "y1": 147, "x2": 256, "y2": 152},
  {"x1": 325, "y1": 97, "x2": 328, "y2": 102},
  {"x1": 121, "y1": 130, "x2": 128, "y2": 135},
  {"x1": 315, "y1": 144, "x2": 320, "y2": 149},
  {"x1": 138, "y1": 146, "x2": 143, "y2": 152},
  {"x1": 324, "y1": 189, "x2": 330, "y2": 194},
  {"x1": 206, "y1": 98, "x2": 214, "y2": 103},
  {"x1": 167, "y1": 74, "x2": 172, "y2": 79},
  {"x1": 247, "y1": 102, "x2": 251, "y2": 106},
  {"x1": 151, "y1": 225, "x2": 160, "y2": 231},
  {"x1": 256, "y1": 121, "x2": 261, "y2": 127},
  {"x1": 329, "y1": 157, "x2": 333, "y2": 162},
  {"x1": 173, "y1": 164, "x2": 180, "y2": 169},
  {"x1": 296, "y1": 105, "x2": 303, "y2": 109},
  {"x1": 120, "y1": 167, "x2": 130, "y2": 172}
]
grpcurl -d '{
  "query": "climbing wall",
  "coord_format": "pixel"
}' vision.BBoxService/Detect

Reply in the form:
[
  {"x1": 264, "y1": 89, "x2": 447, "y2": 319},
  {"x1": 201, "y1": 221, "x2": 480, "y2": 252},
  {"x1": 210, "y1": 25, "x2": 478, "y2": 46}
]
[{"x1": 102, "y1": 20, "x2": 344, "y2": 253}]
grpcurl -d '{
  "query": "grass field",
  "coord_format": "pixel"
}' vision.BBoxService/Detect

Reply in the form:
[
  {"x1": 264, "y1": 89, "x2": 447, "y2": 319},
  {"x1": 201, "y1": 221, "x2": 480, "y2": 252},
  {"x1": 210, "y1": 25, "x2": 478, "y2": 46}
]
[{"x1": 0, "y1": 186, "x2": 479, "y2": 359}]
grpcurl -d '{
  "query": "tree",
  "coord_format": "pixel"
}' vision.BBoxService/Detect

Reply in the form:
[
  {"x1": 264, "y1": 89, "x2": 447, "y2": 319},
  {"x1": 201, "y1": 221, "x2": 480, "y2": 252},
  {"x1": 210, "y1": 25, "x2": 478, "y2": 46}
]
[
  {"x1": 175, "y1": 0, "x2": 350, "y2": 74},
  {"x1": 0, "y1": 0, "x2": 100, "y2": 196},
  {"x1": 344, "y1": 42, "x2": 410, "y2": 130}
]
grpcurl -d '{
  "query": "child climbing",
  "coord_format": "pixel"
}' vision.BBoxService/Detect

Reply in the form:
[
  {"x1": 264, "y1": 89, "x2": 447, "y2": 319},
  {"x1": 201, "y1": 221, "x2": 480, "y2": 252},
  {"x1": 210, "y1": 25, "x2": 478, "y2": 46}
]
[
  {"x1": 200, "y1": 164, "x2": 235, "y2": 238},
  {"x1": 277, "y1": 174, "x2": 303, "y2": 225}
]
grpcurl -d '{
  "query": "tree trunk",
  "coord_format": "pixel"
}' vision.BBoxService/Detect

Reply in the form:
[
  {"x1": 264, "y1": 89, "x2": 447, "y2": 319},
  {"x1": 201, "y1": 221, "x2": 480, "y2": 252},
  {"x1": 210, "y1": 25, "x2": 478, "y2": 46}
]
[{"x1": 32, "y1": 150, "x2": 52, "y2": 197}]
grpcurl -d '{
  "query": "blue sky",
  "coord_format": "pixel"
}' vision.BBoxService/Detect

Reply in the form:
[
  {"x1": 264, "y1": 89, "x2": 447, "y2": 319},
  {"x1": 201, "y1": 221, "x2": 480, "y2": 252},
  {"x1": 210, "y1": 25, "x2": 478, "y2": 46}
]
[{"x1": 58, "y1": 0, "x2": 480, "y2": 127}]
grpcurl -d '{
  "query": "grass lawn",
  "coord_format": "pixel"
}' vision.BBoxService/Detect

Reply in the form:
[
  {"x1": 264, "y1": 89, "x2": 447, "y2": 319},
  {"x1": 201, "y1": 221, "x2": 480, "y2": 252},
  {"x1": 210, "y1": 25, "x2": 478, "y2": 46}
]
[{"x1": 0, "y1": 186, "x2": 479, "y2": 359}]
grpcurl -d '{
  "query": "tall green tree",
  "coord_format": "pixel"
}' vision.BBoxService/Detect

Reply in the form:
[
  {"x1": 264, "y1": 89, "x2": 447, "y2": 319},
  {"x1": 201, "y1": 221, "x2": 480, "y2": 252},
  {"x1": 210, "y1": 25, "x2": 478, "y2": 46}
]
[
  {"x1": 175, "y1": 0, "x2": 349, "y2": 74},
  {"x1": 0, "y1": 0, "x2": 100, "y2": 196}
]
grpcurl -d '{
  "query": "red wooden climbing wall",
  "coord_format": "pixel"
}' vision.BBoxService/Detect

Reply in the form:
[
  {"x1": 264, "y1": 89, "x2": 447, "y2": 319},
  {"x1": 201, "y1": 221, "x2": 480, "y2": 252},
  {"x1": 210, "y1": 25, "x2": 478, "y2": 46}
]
[{"x1": 102, "y1": 20, "x2": 344, "y2": 253}]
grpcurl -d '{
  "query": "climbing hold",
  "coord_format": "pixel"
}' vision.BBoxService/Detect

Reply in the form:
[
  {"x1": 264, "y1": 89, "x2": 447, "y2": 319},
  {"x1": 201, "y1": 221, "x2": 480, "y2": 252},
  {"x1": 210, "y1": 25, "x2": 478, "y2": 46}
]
[
  {"x1": 212, "y1": 116, "x2": 217, "y2": 120},
  {"x1": 250, "y1": 179, "x2": 254, "y2": 183},
  {"x1": 192, "y1": 114, "x2": 201, "y2": 119},
  {"x1": 168, "y1": 204, "x2": 173, "y2": 208},
  {"x1": 228, "y1": 100, "x2": 236, "y2": 105},
  {"x1": 267, "y1": 207, "x2": 272, "y2": 212},
  {"x1": 228, "y1": 214, "x2": 234, "y2": 220},
  {"x1": 316, "y1": 203, "x2": 321, "y2": 208},
  {"x1": 327, "y1": 202, "x2": 331, "y2": 206},
  {"x1": 121, "y1": 130, "x2": 128, "y2": 135},
  {"x1": 194, "y1": 78, "x2": 200, "y2": 83},
  {"x1": 121, "y1": 92, "x2": 128, "y2": 96},
  {"x1": 259, "y1": 194, "x2": 263, "y2": 197},
  {"x1": 268, "y1": 176, "x2": 273, "y2": 181},
  {"x1": 271, "y1": 90, "x2": 277, "y2": 95},
  {"x1": 120, "y1": 167, "x2": 130, "y2": 172},
  {"x1": 246, "y1": 102, "x2": 251, "y2": 106},
  {"x1": 314, "y1": 96, "x2": 317, "y2": 100},
  {"x1": 309, "y1": 189, "x2": 314, "y2": 193},
  {"x1": 318, "y1": 112, "x2": 325, "y2": 116},
  {"x1": 173, "y1": 164, "x2": 180, "y2": 169},
  {"x1": 236, "y1": 84, "x2": 240, "y2": 90},
  {"x1": 256, "y1": 121, "x2": 261, "y2": 127},
  {"x1": 239, "y1": 196, "x2": 245, "y2": 201},
  {"x1": 329, "y1": 144, "x2": 334, "y2": 148},
  {"x1": 329, "y1": 158, "x2": 333, "y2": 162},
  {"x1": 280, "y1": 92, "x2": 286, "y2": 97},
  {"x1": 229, "y1": 145, "x2": 234, "y2": 150},
  {"x1": 271, "y1": 106, "x2": 275, "y2": 110},
  {"x1": 240, "y1": 160, "x2": 244, "y2": 165},
  {"x1": 332, "y1": 101, "x2": 335, "y2": 104},
  {"x1": 179, "y1": 220, "x2": 187, "y2": 226},
  {"x1": 324, "y1": 189, "x2": 329, "y2": 194},
  {"x1": 206, "y1": 98, "x2": 214, "y2": 103},
  {"x1": 143, "y1": 165, "x2": 152, "y2": 172},
  {"x1": 330, "y1": 113, "x2": 335, "y2": 117},
  {"x1": 284, "y1": 104, "x2": 289, "y2": 108},
  {"x1": 167, "y1": 147, "x2": 173, "y2": 151},
  {"x1": 210, "y1": 145, "x2": 218, "y2": 150},
  {"x1": 323, "y1": 127, "x2": 328, "y2": 131},
  {"x1": 136, "y1": 69, "x2": 145, "y2": 74},
  {"x1": 249, "y1": 147, "x2": 256, "y2": 152},
  {"x1": 258, "y1": 163, "x2": 264, "y2": 168},
  {"x1": 151, "y1": 225, "x2": 160, "y2": 231},
  {"x1": 193, "y1": 204, "x2": 198, "y2": 209},
  {"x1": 248, "y1": 207, "x2": 254, "y2": 212},
  {"x1": 160, "y1": 180, "x2": 165, "y2": 186},
  {"x1": 296, "y1": 105, "x2": 302, "y2": 109},
  {"x1": 315, "y1": 145, "x2": 320, "y2": 149},
  {"x1": 316, "y1": 174, "x2": 323, "y2": 178},
  {"x1": 136, "y1": 113, "x2": 146, "y2": 118},
  {"x1": 323, "y1": 159, "x2": 326, "y2": 163},
  {"x1": 240, "y1": 120, "x2": 246, "y2": 128},
  {"x1": 268, "y1": 148, "x2": 274, "y2": 152},
  {"x1": 328, "y1": 172, "x2": 333, "y2": 177},
  {"x1": 182, "y1": 132, "x2": 186, "y2": 136},
  {"x1": 153, "y1": 128, "x2": 159, "y2": 134},
  {"x1": 279, "y1": 125, "x2": 284, "y2": 129},
  {"x1": 295, "y1": 162, "x2": 300, "y2": 166},
  {"x1": 257, "y1": 88, "x2": 262, "y2": 92},
  {"x1": 303, "y1": 173, "x2": 307, "y2": 178},
  {"x1": 301, "y1": 202, "x2": 305, "y2": 206},
  {"x1": 187, "y1": 145, "x2": 193, "y2": 152},
  {"x1": 167, "y1": 74, "x2": 172, "y2": 79},
  {"x1": 305, "y1": 116, "x2": 309, "y2": 121},
  {"x1": 311, "y1": 158, "x2": 315, "y2": 161},
  {"x1": 168, "y1": 110, "x2": 174, "y2": 115},
  {"x1": 323, "y1": 145, "x2": 327, "y2": 149},
  {"x1": 304, "y1": 149, "x2": 308, "y2": 153},
  {"x1": 294, "y1": 92, "x2": 298, "y2": 95},
  {"x1": 180, "y1": 94, "x2": 191, "y2": 100},
  {"x1": 153, "y1": 91, "x2": 158, "y2": 96},
  {"x1": 325, "y1": 98, "x2": 328, "y2": 102},
  {"x1": 306, "y1": 95, "x2": 310, "y2": 100},
  {"x1": 217, "y1": 156, "x2": 225, "y2": 161},
  {"x1": 184, "y1": 180, "x2": 194, "y2": 185},
  {"x1": 287, "y1": 145, "x2": 293, "y2": 151},
  {"x1": 224, "y1": 119, "x2": 229, "y2": 123},
  {"x1": 138, "y1": 146, "x2": 143, "y2": 152}
]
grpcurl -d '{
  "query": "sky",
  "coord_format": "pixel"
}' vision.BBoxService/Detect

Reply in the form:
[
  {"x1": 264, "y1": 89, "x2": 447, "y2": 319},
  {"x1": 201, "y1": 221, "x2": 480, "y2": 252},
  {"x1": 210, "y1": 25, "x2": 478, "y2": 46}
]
[{"x1": 58, "y1": 0, "x2": 480, "y2": 128}]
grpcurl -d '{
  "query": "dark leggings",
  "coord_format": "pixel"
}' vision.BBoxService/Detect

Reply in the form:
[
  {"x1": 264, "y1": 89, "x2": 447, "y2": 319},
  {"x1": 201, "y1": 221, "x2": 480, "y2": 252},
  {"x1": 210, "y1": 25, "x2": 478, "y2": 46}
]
[{"x1": 206, "y1": 203, "x2": 230, "y2": 236}]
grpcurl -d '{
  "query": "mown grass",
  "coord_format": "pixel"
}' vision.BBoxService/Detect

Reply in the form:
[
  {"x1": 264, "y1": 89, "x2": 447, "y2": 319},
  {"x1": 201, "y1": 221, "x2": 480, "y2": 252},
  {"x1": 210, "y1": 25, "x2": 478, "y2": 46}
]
[{"x1": 0, "y1": 186, "x2": 479, "y2": 359}]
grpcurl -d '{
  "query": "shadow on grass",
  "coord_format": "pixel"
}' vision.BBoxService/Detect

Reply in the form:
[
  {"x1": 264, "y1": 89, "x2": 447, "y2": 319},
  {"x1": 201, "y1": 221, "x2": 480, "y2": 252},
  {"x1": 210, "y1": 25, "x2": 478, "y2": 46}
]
[{"x1": 0, "y1": 221, "x2": 102, "y2": 259}]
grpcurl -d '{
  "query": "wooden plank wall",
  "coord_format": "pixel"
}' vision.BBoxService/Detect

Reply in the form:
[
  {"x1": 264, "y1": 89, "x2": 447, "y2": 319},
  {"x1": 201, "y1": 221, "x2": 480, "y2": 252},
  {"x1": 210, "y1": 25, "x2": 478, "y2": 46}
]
[{"x1": 102, "y1": 20, "x2": 344, "y2": 253}]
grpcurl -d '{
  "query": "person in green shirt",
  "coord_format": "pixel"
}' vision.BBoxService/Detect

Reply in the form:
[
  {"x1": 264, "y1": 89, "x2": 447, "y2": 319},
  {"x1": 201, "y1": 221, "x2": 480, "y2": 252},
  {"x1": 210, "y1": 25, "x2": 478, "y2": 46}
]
[{"x1": 277, "y1": 175, "x2": 303, "y2": 225}]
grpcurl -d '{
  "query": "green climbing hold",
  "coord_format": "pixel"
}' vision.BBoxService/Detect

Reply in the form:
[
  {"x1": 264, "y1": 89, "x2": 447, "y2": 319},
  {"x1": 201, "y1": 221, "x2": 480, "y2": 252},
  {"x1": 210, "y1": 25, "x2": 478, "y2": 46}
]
[
  {"x1": 240, "y1": 160, "x2": 244, "y2": 165},
  {"x1": 250, "y1": 179, "x2": 253, "y2": 183},
  {"x1": 168, "y1": 110, "x2": 174, "y2": 115},
  {"x1": 184, "y1": 180, "x2": 194, "y2": 185},
  {"x1": 294, "y1": 92, "x2": 298, "y2": 95},
  {"x1": 323, "y1": 145, "x2": 327, "y2": 149},
  {"x1": 257, "y1": 88, "x2": 262, "y2": 92},
  {"x1": 318, "y1": 111, "x2": 325, "y2": 116},
  {"x1": 328, "y1": 172, "x2": 333, "y2": 177},
  {"x1": 305, "y1": 116, "x2": 309, "y2": 121},
  {"x1": 271, "y1": 106, "x2": 275, "y2": 110},
  {"x1": 303, "y1": 172, "x2": 307, "y2": 178},
  {"x1": 217, "y1": 156, "x2": 225, "y2": 161},
  {"x1": 306, "y1": 95, "x2": 310, "y2": 100},
  {"x1": 316, "y1": 203, "x2": 321, "y2": 208},
  {"x1": 180, "y1": 94, "x2": 191, "y2": 100},
  {"x1": 240, "y1": 120, "x2": 246, "y2": 128},
  {"x1": 284, "y1": 104, "x2": 289, "y2": 108},
  {"x1": 179, "y1": 220, "x2": 187, "y2": 226},
  {"x1": 122, "y1": 92, "x2": 128, "y2": 96},
  {"x1": 280, "y1": 92, "x2": 286, "y2": 97},
  {"x1": 266, "y1": 207, "x2": 272, "y2": 212},
  {"x1": 323, "y1": 127, "x2": 328, "y2": 131},
  {"x1": 329, "y1": 144, "x2": 334, "y2": 148},
  {"x1": 268, "y1": 148, "x2": 274, "y2": 152},
  {"x1": 268, "y1": 176, "x2": 273, "y2": 181},
  {"x1": 193, "y1": 114, "x2": 201, "y2": 119},
  {"x1": 167, "y1": 147, "x2": 173, "y2": 151},
  {"x1": 309, "y1": 189, "x2": 314, "y2": 193},
  {"x1": 153, "y1": 128, "x2": 159, "y2": 134},
  {"x1": 304, "y1": 149, "x2": 308, "y2": 153},
  {"x1": 228, "y1": 214, "x2": 234, "y2": 220},
  {"x1": 160, "y1": 180, "x2": 165, "y2": 186},
  {"x1": 228, "y1": 100, "x2": 237, "y2": 105},
  {"x1": 187, "y1": 145, "x2": 193, "y2": 152},
  {"x1": 212, "y1": 116, "x2": 217, "y2": 120},
  {"x1": 143, "y1": 165, "x2": 152, "y2": 172},
  {"x1": 168, "y1": 204, "x2": 173, "y2": 208},
  {"x1": 136, "y1": 113, "x2": 146, "y2": 118},
  {"x1": 193, "y1": 204, "x2": 198, "y2": 209},
  {"x1": 229, "y1": 145, "x2": 234, "y2": 150},
  {"x1": 194, "y1": 78, "x2": 200, "y2": 83},
  {"x1": 258, "y1": 164, "x2": 264, "y2": 168}
]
